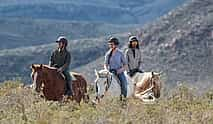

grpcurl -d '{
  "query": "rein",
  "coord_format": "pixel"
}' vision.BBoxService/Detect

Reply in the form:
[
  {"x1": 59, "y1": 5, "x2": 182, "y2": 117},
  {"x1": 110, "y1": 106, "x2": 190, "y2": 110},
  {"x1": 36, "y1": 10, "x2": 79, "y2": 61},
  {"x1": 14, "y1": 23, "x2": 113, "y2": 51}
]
[
  {"x1": 105, "y1": 73, "x2": 113, "y2": 91},
  {"x1": 95, "y1": 70, "x2": 113, "y2": 99}
]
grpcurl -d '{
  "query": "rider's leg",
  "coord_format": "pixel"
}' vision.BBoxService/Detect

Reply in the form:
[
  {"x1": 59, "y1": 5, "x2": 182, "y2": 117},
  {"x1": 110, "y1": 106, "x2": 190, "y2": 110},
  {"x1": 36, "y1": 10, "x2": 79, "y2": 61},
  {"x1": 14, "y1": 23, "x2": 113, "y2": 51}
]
[
  {"x1": 117, "y1": 72, "x2": 128, "y2": 99},
  {"x1": 63, "y1": 71, "x2": 72, "y2": 96}
]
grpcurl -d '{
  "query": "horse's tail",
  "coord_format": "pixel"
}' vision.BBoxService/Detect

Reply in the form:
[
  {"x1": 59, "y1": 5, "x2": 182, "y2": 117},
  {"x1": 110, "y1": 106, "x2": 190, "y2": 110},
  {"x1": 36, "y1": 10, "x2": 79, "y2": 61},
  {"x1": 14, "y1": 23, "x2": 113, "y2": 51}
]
[{"x1": 80, "y1": 75, "x2": 89, "y2": 103}]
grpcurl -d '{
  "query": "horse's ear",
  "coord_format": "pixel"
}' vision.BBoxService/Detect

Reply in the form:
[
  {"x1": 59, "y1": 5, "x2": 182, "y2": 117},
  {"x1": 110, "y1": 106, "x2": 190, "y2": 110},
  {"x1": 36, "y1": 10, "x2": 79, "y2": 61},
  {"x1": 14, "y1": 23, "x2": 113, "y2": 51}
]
[
  {"x1": 31, "y1": 64, "x2": 35, "y2": 69},
  {"x1": 158, "y1": 71, "x2": 163, "y2": 76},
  {"x1": 152, "y1": 71, "x2": 154, "y2": 77},
  {"x1": 154, "y1": 71, "x2": 163, "y2": 76},
  {"x1": 39, "y1": 64, "x2": 43, "y2": 68}
]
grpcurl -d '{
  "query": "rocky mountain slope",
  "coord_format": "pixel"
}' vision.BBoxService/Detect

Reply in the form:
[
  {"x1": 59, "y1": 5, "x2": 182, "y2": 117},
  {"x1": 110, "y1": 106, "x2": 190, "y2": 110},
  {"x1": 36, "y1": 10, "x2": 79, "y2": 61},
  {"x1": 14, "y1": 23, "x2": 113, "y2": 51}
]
[
  {"x1": 1, "y1": 0, "x2": 212, "y2": 89},
  {"x1": 0, "y1": 0, "x2": 186, "y2": 49},
  {"x1": 0, "y1": 18, "x2": 136, "y2": 49},
  {"x1": 76, "y1": 0, "x2": 213, "y2": 88},
  {"x1": 0, "y1": 0, "x2": 186, "y2": 24}
]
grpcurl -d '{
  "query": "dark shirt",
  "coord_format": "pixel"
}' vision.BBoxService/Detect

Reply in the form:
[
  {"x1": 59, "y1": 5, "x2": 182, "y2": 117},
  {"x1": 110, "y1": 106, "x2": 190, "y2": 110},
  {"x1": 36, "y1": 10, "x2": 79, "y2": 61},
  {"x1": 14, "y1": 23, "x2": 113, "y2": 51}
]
[{"x1": 49, "y1": 48, "x2": 71, "y2": 72}]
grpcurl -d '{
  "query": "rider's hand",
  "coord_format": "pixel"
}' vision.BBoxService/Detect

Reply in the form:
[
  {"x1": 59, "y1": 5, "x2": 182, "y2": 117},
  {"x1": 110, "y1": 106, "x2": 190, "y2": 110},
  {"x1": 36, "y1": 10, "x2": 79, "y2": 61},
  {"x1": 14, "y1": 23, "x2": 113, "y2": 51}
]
[
  {"x1": 57, "y1": 67, "x2": 63, "y2": 73},
  {"x1": 117, "y1": 68, "x2": 123, "y2": 74},
  {"x1": 137, "y1": 69, "x2": 144, "y2": 73}
]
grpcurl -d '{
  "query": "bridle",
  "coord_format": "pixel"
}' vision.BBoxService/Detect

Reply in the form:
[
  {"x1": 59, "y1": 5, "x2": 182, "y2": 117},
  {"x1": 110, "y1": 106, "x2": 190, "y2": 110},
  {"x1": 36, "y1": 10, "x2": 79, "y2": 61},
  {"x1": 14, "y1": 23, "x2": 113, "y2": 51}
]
[{"x1": 94, "y1": 69, "x2": 113, "y2": 100}]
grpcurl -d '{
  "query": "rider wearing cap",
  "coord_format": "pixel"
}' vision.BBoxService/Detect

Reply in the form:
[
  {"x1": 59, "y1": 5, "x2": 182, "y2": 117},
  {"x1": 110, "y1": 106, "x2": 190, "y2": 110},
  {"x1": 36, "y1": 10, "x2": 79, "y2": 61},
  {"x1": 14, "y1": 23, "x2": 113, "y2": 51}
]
[
  {"x1": 125, "y1": 35, "x2": 143, "y2": 77},
  {"x1": 49, "y1": 36, "x2": 72, "y2": 96},
  {"x1": 104, "y1": 37, "x2": 128, "y2": 100}
]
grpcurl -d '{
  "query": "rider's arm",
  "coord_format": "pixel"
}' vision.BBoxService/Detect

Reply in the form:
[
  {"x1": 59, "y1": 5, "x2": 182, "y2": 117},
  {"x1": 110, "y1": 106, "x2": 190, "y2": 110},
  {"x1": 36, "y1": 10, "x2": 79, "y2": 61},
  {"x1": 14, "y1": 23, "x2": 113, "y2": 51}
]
[
  {"x1": 117, "y1": 52, "x2": 128, "y2": 74},
  {"x1": 124, "y1": 49, "x2": 130, "y2": 72},
  {"x1": 138, "y1": 49, "x2": 143, "y2": 71},
  {"x1": 104, "y1": 51, "x2": 110, "y2": 70},
  {"x1": 61, "y1": 52, "x2": 71, "y2": 71}
]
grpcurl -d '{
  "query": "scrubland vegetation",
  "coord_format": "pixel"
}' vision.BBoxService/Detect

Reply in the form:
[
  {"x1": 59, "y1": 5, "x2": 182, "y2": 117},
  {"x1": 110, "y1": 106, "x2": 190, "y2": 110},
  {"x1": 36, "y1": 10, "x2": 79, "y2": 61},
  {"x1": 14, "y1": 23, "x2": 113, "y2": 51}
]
[{"x1": 0, "y1": 81, "x2": 213, "y2": 124}]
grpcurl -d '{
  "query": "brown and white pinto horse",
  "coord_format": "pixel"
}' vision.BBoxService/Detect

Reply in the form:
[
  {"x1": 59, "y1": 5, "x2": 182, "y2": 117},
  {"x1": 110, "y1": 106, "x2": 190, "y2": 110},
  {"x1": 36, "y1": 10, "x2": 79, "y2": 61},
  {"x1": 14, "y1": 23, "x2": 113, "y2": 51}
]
[
  {"x1": 127, "y1": 71, "x2": 162, "y2": 102},
  {"x1": 31, "y1": 64, "x2": 89, "y2": 103},
  {"x1": 94, "y1": 69, "x2": 162, "y2": 103}
]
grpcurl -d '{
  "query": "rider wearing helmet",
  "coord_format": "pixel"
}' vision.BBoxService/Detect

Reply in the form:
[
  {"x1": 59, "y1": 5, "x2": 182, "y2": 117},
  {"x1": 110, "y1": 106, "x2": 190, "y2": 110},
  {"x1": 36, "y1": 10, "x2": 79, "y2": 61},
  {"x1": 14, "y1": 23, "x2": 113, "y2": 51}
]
[
  {"x1": 125, "y1": 35, "x2": 143, "y2": 77},
  {"x1": 104, "y1": 36, "x2": 128, "y2": 100},
  {"x1": 49, "y1": 36, "x2": 72, "y2": 96}
]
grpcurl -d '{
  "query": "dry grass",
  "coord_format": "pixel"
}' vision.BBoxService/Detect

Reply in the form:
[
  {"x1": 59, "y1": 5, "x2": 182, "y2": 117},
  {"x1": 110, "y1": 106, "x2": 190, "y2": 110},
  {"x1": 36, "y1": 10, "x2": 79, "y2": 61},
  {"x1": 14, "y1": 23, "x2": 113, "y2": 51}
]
[{"x1": 0, "y1": 81, "x2": 213, "y2": 124}]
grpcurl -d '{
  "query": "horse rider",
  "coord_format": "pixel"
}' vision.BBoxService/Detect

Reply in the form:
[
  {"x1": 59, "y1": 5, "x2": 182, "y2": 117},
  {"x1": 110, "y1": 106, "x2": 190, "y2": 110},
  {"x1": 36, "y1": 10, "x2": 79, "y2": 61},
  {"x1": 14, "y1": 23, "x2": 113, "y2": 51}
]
[
  {"x1": 49, "y1": 36, "x2": 72, "y2": 97},
  {"x1": 125, "y1": 35, "x2": 143, "y2": 77},
  {"x1": 104, "y1": 36, "x2": 128, "y2": 100}
]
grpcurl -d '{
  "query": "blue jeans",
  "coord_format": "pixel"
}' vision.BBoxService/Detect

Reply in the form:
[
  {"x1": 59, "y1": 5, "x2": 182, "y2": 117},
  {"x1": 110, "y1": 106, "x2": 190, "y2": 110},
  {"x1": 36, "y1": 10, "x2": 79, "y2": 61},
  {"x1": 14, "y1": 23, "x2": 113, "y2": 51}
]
[{"x1": 116, "y1": 72, "x2": 128, "y2": 98}]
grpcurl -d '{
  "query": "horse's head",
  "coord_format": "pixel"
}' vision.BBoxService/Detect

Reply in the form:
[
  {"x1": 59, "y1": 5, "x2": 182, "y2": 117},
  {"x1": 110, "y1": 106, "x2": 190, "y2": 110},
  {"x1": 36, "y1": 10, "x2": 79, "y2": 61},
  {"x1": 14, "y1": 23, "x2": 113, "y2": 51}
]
[
  {"x1": 151, "y1": 72, "x2": 162, "y2": 98},
  {"x1": 31, "y1": 64, "x2": 44, "y2": 92},
  {"x1": 94, "y1": 69, "x2": 115, "y2": 100}
]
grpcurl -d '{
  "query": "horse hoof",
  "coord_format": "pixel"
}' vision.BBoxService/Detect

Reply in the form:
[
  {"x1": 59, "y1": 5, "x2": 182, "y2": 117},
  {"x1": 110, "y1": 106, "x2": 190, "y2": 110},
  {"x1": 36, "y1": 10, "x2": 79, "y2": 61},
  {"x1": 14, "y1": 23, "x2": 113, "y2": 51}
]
[
  {"x1": 92, "y1": 99, "x2": 100, "y2": 105},
  {"x1": 39, "y1": 94, "x2": 44, "y2": 98},
  {"x1": 67, "y1": 96, "x2": 73, "y2": 100}
]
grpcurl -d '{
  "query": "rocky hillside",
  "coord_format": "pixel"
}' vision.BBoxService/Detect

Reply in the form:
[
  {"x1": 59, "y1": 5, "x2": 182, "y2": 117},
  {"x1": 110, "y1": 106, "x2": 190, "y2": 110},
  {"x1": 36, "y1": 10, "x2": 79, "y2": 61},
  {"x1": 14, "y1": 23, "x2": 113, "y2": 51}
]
[
  {"x1": 0, "y1": 0, "x2": 186, "y2": 50},
  {"x1": 0, "y1": 0, "x2": 212, "y2": 88},
  {"x1": 140, "y1": 0, "x2": 213, "y2": 87},
  {"x1": 0, "y1": 36, "x2": 109, "y2": 82},
  {"x1": 76, "y1": 0, "x2": 213, "y2": 89},
  {"x1": 0, "y1": 18, "x2": 136, "y2": 49}
]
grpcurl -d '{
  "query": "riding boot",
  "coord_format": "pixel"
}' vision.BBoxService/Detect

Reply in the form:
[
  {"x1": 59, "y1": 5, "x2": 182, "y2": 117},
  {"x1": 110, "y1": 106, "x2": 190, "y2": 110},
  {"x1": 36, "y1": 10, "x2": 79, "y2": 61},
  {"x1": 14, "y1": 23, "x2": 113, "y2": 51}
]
[
  {"x1": 63, "y1": 71, "x2": 72, "y2": 96},
  {"x1": 66, "y1": 80, "x2": 72, "y2": 96}
]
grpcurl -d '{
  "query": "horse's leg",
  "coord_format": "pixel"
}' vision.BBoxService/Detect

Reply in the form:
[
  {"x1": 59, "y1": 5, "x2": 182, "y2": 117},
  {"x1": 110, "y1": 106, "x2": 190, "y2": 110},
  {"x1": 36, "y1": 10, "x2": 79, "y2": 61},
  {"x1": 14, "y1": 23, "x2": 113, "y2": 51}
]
[
  {"x1": 91, "y1": 79, "x2": 101, "y2": 104},
  {"x1": 83, "y1": 83, "x2": 89, "y2": 103},
  {"x1": 83, "y1": 93, "x2": 89, "y2": 103},
  {"x1": 141, "y1": 94, "x2": 156, "y2": 102},
  {"x1": 135, "y1": 92, "x2": 147, "y2": 101},
  {"x1": 131, "y1": 83, "x2": 137, "y2": 97},
  {"x1": 76, "y1": 90, "x2": 82, "y2": 104},
  {"x1": 102, "y1": 80, "x2": 108, "y2": 98},
  {"x1": 102, "y1": 76, "x2": 112, "y2": 98},
  {"x1": 95, "y1": 79, "x2": 101, "y2": 101}
]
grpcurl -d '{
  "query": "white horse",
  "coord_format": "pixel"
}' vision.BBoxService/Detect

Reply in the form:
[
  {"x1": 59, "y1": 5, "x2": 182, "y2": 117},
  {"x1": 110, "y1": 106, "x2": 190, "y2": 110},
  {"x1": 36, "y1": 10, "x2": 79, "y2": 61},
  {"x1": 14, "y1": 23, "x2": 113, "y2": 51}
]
[{"x1": 93, "y1": 69, "x2": 121, "y2": 103}]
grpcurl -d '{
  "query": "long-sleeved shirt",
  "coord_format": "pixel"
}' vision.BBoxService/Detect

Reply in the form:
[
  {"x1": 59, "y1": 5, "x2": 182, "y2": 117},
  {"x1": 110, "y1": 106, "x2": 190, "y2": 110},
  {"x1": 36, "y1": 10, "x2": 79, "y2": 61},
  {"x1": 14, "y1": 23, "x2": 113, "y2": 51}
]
[
  {"x1": 49, "y1": 48, "x2": 71, "y2": 72},
  {"x1": 104, "y1": 48, "x2": 127, "y2": 71},
  {"x1": 124, "y1": 48, "x2": 142, "y2": 72}
]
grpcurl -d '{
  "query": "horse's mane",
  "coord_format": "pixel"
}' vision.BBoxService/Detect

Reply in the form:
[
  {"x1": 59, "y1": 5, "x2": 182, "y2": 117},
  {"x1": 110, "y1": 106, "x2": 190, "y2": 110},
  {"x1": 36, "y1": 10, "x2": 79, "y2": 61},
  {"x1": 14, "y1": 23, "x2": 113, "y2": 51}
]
[
  {"x1": 141, "y1": 72, "x2": 152, "y2": 83},
  {"x1": 32, "y1": 64, "x2": 63, "y2": 80},
  {"x1": 32, "y1": 64, "x2": 56, "y2": 70},
  {"x1": 70, "y1": 71, "x2": 81, "y2": 76},
  {"x1": 42, "y1": 65, "x2": 57, "y2": 70}
]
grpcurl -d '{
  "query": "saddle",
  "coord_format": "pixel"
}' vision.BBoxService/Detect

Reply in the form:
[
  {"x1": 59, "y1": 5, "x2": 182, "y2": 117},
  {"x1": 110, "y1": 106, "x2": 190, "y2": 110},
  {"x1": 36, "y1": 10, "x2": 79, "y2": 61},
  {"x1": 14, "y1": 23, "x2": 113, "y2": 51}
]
[
  {"x1": 59, "y1": 72, "x2": 77, "y2": 81},
  {"x1": 69, "y1": 72, "x2": 77, "y2": 81}
]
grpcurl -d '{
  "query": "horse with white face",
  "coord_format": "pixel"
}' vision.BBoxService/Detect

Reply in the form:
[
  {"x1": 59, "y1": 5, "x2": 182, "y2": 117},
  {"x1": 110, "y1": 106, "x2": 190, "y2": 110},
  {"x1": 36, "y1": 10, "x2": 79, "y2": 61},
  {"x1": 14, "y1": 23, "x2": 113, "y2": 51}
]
[{"x1": 93, "y1": 69, "x2": 123, "y2": 103}]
